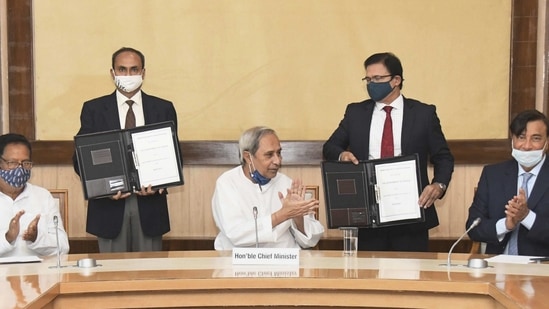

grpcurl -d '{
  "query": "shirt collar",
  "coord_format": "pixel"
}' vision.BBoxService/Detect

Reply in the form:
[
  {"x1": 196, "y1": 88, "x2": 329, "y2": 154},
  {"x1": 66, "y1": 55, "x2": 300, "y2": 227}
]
[
  {"x1": 0, "y1": 183, "x2": 30, "y2": 201},
  {"x1": 375, "y1": 94, "x2": 403, "y2": 111},
  {"x1": 116, "y1": 90, "x2": 142, "y2": 107},
  {"x1": 518, "y1": 155, "x2": 546, "y2": 176}
]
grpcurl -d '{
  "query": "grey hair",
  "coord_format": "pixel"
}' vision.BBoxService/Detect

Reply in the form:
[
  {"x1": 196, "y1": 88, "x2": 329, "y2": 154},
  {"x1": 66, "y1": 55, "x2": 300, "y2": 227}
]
[{"x1": 238, "y1": 126, "x2": 276, "y2": 165}]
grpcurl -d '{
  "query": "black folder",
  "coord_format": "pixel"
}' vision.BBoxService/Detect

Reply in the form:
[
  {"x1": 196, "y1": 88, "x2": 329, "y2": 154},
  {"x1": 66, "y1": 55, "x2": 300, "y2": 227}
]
[
  {"x1": 74, "y1": 121, "x2": 184, "y2": 199},
  {"x1": 321, "y1": 154, "x2": 424, "y2": 229}
]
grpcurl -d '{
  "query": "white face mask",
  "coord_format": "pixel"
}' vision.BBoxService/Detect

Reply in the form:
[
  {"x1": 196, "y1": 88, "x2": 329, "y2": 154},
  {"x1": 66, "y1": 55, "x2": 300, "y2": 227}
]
[
  {"x1": 113, "y1": 73, "x2": 143, "y2": 93},
  {"x1": 511, "y1": 141, "x2": 547, "y2": 168}
]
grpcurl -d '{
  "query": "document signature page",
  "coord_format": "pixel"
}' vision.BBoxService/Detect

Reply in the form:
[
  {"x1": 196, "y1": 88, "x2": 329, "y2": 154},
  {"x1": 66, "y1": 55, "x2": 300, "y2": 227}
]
[
  {"x1": 374, "y1": 160, "x2": 421, "y2": 223},
  {"x1": 131, "y1": 127, "x2": 181, "y2": 187}
]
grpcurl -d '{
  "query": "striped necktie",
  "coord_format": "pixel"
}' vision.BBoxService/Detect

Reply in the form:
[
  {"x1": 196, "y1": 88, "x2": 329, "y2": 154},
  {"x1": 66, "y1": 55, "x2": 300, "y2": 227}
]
[{"x1": 508, "y1": 172, "x2": 533, "y2": 255}]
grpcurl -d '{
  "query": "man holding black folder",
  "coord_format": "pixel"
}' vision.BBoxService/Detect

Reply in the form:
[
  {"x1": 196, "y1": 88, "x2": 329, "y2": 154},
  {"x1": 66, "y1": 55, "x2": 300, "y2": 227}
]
[
  {"x1": 73, "y1": 47, "x2": 182, "y2": 253},
  {"x1": 323, "y1": 52, "x2": 454, "y2": 252}
]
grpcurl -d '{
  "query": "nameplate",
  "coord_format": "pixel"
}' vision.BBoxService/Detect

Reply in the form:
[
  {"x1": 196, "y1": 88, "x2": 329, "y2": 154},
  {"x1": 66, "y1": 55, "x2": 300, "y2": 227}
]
[
  {"x1": 232, "y1": 266, "x2": 299, "y2": 278},
  {"x1": 232, "y1": 248, "x2": 300, "y2": 265}
]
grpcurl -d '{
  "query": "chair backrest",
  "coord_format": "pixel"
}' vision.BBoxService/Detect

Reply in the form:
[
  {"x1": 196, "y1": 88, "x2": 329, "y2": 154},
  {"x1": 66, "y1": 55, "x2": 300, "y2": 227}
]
[
  {"x1": 304, "y1": 185, "x2": 319, "y2": 219},
  {"x1": 470, "y1": 241, "x2": 481, "y2": 254},
  {"x1": 48, "y1": 189, "x2": 68, "y2": 231},
  {"x1": 305, "y1": 185, "x2": 320, "y2": 250}
]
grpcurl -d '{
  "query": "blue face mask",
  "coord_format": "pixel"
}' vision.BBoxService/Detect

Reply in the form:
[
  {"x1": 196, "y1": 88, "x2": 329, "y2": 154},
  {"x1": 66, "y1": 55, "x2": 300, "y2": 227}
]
[
  {"x1": 251, "y1": 169, "x2": 271, "y2": 185},
  {"x1": 0, "y1": 166, "x2": 31, "y2": 188},
  {"x1": 367, "y1": 81, "x2": 394, "y2": 102},
  {"x1": 249, "y1": 155, "x2": 271, "y2": 185}
]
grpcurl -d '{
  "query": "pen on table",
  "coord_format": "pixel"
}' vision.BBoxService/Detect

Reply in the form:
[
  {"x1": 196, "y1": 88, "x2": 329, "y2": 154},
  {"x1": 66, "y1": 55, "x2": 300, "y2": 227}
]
[{"x1": 529, "y1": 257, "x2": 549, "y2": 263}]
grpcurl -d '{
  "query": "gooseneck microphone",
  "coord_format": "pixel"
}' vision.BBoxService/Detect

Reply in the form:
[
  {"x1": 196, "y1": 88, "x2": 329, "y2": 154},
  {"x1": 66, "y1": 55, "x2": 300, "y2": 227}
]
[
  {"x1": 50, "y1": 215, "x2": 64, "y2": 269},
  {"x1": 446, "y1": 217, "x2": 481, "y2": 267},
  {"x1": 253, "y1": 206, "x2": 259, "y2": 248}
]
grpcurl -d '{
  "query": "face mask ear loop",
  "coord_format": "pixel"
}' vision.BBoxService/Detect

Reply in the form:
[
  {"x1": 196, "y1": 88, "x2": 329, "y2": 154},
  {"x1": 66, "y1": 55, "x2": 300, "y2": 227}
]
[
  {"x1": 247, "y1": 152, "x2": 256, "y2": 175},
  {"x1": 248, "y1": 162, "x2": 254, "y2": 177},
  {"x1": 247, "y1": 152, "x2": 264, "y2": 191}
]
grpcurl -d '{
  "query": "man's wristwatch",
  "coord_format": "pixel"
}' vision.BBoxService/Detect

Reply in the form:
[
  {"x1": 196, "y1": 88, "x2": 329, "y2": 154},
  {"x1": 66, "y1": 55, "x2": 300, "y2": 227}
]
[{"x1": 435, "y1": 182, "x2": 447, "y2": 192}]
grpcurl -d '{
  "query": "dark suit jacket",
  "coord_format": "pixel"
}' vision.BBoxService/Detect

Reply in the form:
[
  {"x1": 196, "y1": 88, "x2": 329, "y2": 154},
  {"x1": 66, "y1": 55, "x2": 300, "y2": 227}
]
[
  {"x1": 73, "y1": 91, "x2": 182, "y2": 239},
  {"x1": 322, "y1": 97, "x2": 454, "y2": 231},
  {"x1": 467, "y1": 158, "x2": 549, "y2": 256}
]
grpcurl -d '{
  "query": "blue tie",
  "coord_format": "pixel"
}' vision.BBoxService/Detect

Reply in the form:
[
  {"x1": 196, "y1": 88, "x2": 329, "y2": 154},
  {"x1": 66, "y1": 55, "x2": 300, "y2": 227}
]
[{"x1": 508, "y1": 172, "x2": 533, "y2": 255}]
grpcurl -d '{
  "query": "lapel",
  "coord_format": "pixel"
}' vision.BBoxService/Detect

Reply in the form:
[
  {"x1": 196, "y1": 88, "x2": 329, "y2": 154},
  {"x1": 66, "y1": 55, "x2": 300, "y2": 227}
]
[
  {"x1": 141, "y1": 91, "x2": 155, "y2": 125},
  {"x1": 400, "y1": 97, "x2": 415, "y2": 154},
  {"x1": 361, "y1": 101, "x2": 375, "y2": 157},
  {"x1": 527, "y1": 158, "x2": 549, "y2": 211},
  {"x1": 503, "y1": 160, "x2": 518, "y2": 202},
  {"x1": 104, "y1": 92, "x2": 122, "y2": 129}
]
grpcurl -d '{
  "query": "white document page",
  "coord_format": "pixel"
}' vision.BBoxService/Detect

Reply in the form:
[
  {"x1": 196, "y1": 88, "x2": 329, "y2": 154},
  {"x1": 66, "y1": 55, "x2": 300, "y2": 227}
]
[
  {"x1": 131, "y1": 127, "x2": 181, "y2": 187},
  {"x1": 0, "y1": 255, "x2": 42, "y2": 264},
  {"x1": 485, "y1": 254, "x2": 544, "y2": 264},
  {"x1": 374, "y1": 160, "x2": 421, "y2": 223}
]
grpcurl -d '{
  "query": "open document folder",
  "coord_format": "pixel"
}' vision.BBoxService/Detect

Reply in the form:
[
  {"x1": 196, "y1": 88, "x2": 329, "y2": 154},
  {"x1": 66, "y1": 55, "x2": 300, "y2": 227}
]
[
  {"x1": 74, "y1": 121, "x2": 184, "y2": 199},
  {"x1": 321, "y1": 154, "x2": 424, "y2": 229}
]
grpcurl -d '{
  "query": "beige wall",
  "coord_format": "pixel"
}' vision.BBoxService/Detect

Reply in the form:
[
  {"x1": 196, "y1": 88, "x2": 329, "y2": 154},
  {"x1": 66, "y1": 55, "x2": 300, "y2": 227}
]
[
  {"x1": 33, "y1": 0, "x2": 511, "y2": 141},
  {"x1": 28, "y1": 0, "x2": 510, "y2": 242},
  {"x1": 31, "y1": 164, "x2": 483, "y2": 240}
]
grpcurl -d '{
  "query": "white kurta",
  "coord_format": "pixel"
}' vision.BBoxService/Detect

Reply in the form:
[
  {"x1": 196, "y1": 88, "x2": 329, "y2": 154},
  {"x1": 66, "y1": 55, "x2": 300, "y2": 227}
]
[
  {"x1": 0, "y1": 183, "x2": 70, "y2": 257},
  {"x1": 212, "y1": 166, "x2": 324, "y2": 250}
]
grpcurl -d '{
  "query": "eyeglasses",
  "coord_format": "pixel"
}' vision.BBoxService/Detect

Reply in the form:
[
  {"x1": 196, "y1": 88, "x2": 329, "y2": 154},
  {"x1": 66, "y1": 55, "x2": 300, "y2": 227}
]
[
  {"x1": 361, "y1": 75, "x2": 393, "y2": 84},
  {"x1": 0, "y1": 157, "x2": 33, "y2": 170}
]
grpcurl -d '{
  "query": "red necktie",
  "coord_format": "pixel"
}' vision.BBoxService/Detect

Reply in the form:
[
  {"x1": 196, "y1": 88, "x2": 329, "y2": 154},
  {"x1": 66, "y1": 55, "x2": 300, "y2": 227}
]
[{"x1": 380, "y1": 106, "x2": 393, "y2": 158}]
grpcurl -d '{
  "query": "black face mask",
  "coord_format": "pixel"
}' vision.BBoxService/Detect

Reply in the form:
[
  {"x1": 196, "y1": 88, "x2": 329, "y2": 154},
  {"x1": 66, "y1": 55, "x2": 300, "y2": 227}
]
[{"x1": 367, "y1": 80, "x2": 394, "y2": 102}]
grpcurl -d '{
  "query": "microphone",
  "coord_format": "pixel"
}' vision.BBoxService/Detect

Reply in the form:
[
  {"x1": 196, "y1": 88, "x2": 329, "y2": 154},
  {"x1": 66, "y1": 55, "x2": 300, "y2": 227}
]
[
  {"x1": 253, "y1": 206, "x2": 259, "y2": 248},
  {"x1": 49, "y1": 215, "x2": 64, "y2": 269},
  {"x1": 446, "y1": 217, "x2": 481, "y2": 267}
]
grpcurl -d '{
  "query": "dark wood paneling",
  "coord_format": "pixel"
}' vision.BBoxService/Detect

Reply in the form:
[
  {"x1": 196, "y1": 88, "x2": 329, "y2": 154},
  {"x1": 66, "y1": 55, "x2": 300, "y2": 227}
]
[
  {"x1": 31, "y1": 141, "x2": 75, "y2": 165},
  {"x1": 449, "y1": 139, "x2": 511, "y2": 164},
  {"x1": 513, "y1": 0, "x2": 538, "y2": 17},
  {"x1": 509, "y1": 0, "x2": 539, "y2": 119},
  {"x1": 8, "y1": 1, "x2": 533, "y2": 166},
  {"x1": 32, "y1": 139, "x2": 511, "y2": 166},
  {"x1": 7, "y1": 0, "x2": 35, "y2": 139}
]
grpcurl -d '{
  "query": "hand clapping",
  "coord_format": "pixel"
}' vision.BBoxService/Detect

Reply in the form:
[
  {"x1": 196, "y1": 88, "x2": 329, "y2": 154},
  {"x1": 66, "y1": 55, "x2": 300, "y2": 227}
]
[
  {"x1": 505, "y1": 188, "x2": 529, "y2": 230},
  {"x1": 278, "y1": 179, "x2": 319, "y2": 219},
  {"x1": 5, "y1": 210, "x2": 40, "y2": 243}
]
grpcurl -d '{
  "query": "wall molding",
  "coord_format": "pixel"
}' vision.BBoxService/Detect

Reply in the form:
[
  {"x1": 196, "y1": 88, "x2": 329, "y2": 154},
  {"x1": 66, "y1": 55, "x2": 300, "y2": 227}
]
[{"x1": 32, "y1": 139, "x2": 511, "y2": 166}]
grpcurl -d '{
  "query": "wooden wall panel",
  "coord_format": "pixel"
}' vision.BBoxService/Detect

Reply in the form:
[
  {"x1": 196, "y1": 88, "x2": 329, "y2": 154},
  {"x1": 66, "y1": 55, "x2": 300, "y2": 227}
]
[{"x1": 32, "y1": 164, "x2": 483, "y2": 240}]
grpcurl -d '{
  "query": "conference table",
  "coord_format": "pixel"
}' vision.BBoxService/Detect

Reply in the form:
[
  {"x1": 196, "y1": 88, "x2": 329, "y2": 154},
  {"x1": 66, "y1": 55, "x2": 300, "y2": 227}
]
[{"x1": 2, "y1": 250, "x2": 549, "y2": 308}]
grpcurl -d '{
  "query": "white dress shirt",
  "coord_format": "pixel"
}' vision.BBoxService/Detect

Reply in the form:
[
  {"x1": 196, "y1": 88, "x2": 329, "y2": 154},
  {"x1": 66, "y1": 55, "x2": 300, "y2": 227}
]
[
  {"x1": 369, "y1": 94, "x2": 404, "y2": 159},
  {"x1": 116, "y1": 90, "x2": 145, "y2": 128}
]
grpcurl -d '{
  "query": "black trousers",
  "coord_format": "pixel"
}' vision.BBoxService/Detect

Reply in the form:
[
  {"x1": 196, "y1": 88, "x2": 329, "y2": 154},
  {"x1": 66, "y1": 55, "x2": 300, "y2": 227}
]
[{"x1": 357, "y1": 225, "x2": 429, "y2": 252}]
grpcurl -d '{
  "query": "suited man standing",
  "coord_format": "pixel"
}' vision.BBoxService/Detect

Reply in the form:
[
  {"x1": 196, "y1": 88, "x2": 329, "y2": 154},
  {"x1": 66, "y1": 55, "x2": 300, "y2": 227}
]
[
  {"x1": 323, "y1": 52, "x2": 454, "y2": 252},
  {"x1": 73, "y1": 47, "x2": 182, "y2": 253},
  {"x1": 467, "y1": 110, "x2": 549, "y2": 256}
]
